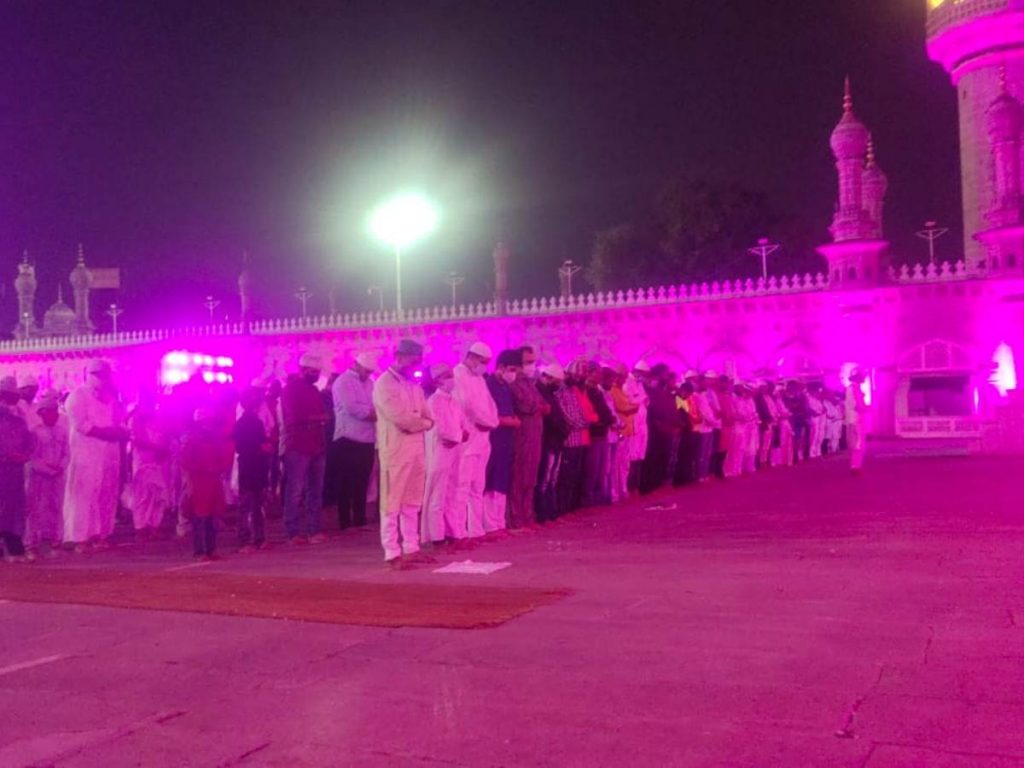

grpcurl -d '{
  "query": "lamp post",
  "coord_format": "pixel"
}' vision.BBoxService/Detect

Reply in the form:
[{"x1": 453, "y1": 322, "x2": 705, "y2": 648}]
[
  {"x1": 106, "y1": 303, "x2": 124, "y2": 334},
  {"x1": 369, "y1": 192, "x2": 439, "y2": 319},
  {"x1": 559, "y1": 259, "x2": 582, "y2": 298},
  {"x1": 203, "y1": 295, "x2": 220, "y2": 324},
  {"x1": 747, "y1": 238, "x2": 780, "y2": 282},
  {"x1": 915, "y1": 221, "x2": 949, "y2": 266},
  {"x1": 295, "y1": 286, "x2": 312, "y2": 318},
  {"x1": 367, "y1": 285, "x2": 384, "y2": 312},
  {"x1": 443, "y1": 271, "x2": 465, "y2": 307}
]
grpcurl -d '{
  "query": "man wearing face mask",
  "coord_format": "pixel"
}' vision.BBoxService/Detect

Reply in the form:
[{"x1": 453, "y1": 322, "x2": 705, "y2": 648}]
[
  {"x1": 281, "y1": 353, "x2": 329, "y2": 544},
  {"x1": 373, "y1": 339, "x2": 433, "y2": 567},
  {"x1": 483, "y1": 349, "x2": 522, "y2": 536},
  {"x1": 422, "y1": 363, "x2": 467, "y2": 549},
  {"x1": 453, "y1": 342, "x2": 499, "y2": 540},
  {"x1": 508, "y1": 345, "x2": 549, "y2": 530}
]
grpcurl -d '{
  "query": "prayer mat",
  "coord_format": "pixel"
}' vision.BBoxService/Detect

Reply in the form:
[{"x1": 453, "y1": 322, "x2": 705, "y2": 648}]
[{"x1": 0, "y1": 567, "x2": 568, "y2": 629}]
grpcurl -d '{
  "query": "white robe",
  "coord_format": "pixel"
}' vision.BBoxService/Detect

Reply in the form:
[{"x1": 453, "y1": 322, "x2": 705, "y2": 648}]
[
  {"x1": 423, "y1": 389, "x2": 466, "y2": 542},
  {"x1": 63, "y1": 385, "x2": 123, "y2": 543},
  {"x1": 625, "y1": 375, "x2": 649, "y2": 462},
  {"x1": 453, "y1": 363, "x2": 498, "y2": 539}
]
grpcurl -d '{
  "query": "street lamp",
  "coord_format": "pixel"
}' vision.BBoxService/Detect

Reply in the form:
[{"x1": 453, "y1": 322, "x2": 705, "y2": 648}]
[
  {"x1": 915, "y1": 221, "x2": 949, "y2": 266},
  {"x1": 747, "y1": 238, "x2": 780, "y2": 282},
  {"x1": 295, "y1": 286, "x2": 312, "y2": 318},
  {"x1": 107, "y1": 303, "x2": 124, "y2": 334},
  {"x1": 203, "y1": 295, "x2": 220, "y2": 324},
  {"x1": 443, "y1": 271, "x2": 465, "y2": 307},
  {"x1": 368, "y1": 192, "x2": 439, "y2": 319},
  {"x1": 559, "y1": 259, "x2": 582, "y2": 298}
]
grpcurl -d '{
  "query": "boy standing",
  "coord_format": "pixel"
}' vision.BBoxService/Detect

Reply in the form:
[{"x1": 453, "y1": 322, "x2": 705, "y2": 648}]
[
  {"x1": 234, "y1": 387, "x2": 272, "y2": 551},
  {"x1": 25, "y1": 390, "x2": 69, "y2": 558}
]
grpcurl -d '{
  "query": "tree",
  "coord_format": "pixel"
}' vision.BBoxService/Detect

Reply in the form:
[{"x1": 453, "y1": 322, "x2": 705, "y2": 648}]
[{"x1": 586, "y1": 177, "x2": 822, "y2": 290}]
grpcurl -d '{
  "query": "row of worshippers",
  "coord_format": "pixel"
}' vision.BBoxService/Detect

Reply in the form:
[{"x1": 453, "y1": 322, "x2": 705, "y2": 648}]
[{"x1": 352, "y1": 339, "x2": 865, "y2": 568}]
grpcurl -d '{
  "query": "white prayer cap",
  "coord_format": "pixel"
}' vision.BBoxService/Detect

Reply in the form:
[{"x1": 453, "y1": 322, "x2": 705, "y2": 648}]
[
  {"x1": 17, "y1": 373, "x2": 38, "y2": 388},
  {"x1": 633, "y1": 360, "x2": 650, "y2": 372},
  {"x1": 430, "y1": 363, "x2": 452, "y2": 380},
  {"x1": 87, "y1": 359, "x2": 112, "y2": 376},
  {"x1": 468, "y1": 342, "x2": 493, "y2": 360},
  {"x1": 704, "y1": 369, "x2": 719, "y2": 378},
  {"x1": 298, "y1": 353, "x2": 323, "y2": 371},
  {"x1": 540, "y1": 362, "x2": 565, "y2": 381},
  {"x1": 36, "y1": 389, "x2": 60, "y2": 410},
  {"x1": 684, "y1": 369, "x2": 699, "y2": 379},
  {"x1": 354, "y1": 352, "x2": 379, "y2": 372}
]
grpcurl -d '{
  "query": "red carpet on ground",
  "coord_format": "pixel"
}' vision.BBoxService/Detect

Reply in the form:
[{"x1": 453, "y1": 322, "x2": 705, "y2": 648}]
[{"x1": 0, "y1": 567, "x2": 569, "y2": 629}]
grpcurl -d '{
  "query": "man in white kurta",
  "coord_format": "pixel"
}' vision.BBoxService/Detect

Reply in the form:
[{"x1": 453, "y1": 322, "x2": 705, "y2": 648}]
[
  {"x1": 453, "y1": 342, "x2": 499, "y2": 540},
  {"x1": 63, "y1": 360, "x2": 128, "y2": 549},
  {"x1": 845, "y1": 370, "x2": 869, "y2": 472},
  {"x1": 806, "y1": 385, "x2": 827, "y2": 458},
  {"x1": 422, "y1": 364, "x2": 466, "y2": 546},
  {"x1": 373, "y1": 340, "x2": 433, "y2": 565}
]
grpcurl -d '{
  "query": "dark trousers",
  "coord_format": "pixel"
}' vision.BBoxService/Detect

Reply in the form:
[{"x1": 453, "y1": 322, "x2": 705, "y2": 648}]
[
  {"x1": 640, "y1": 430, "x2": 671, "y2": 494},
  {"x1": 192, "y1": 517, "x2": 217, "y2": 556},
  {"x1": 333, "y1": 438, "x2": 375, "y2": 528},
  {"x1": 1, "y1": 531, "x2": 25, "y2": 557},
  {"x1": 237, "y1": 488, "x2": 265, "y2": 546},
  {"x1": 556, "y1": 446, "x2": 586, "y2": 517},
  {"x1": 582, "y1": 439, "x2": 610, "y2": 506},
  {"x1": 535, "y1": 446, "x2": 562, "y2": 523},
  {"x1": 674, "y1": 432, "x2": 698, "y2": 486},
  {"x1": 710, "y1": 428, "x2": 725, "y2": 478}
]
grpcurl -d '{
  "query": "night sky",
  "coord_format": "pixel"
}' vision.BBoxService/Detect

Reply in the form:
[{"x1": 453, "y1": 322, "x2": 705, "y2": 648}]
[{"x1": 0, "y1": 1, "x2": 960, "y2": 329}]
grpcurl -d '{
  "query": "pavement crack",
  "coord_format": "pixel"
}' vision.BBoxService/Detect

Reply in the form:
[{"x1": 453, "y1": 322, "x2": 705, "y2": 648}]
[
  {"x1": 835, "y1": 665, "x2": 888, "y2": 740},
  {"x1": 921, "y1": 625, "x2": 935, "y2": 665},
  {"x1": 216, "y1": 741, "x2": 272, "y2": 766},
  {"x1": 1007, "y1": 608, "x2": 1017, "y2": 628}
]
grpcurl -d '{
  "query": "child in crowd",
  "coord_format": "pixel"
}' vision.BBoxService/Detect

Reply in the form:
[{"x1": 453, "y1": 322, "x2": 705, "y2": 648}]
[
  {"x1": 234, "y1": 386, "x2": 272, "y2": 551},
  {"x1": 0, "y1": 376, "x2": 34, "y2": 562},
  {"x1": 181, "y1": 408, "x2": 234, "y2": 560},
  {"x1": 25, "y1": 390, "x2": 69, "y2": 558}
]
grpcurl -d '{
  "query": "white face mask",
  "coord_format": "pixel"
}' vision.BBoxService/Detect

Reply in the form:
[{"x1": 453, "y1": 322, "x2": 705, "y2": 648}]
[
  {"x1": 501, "y1": 370, "x2": 517, "y2": 385},
  {"x1": 523, "y1": 363, "x2": 537, "y2": 378}
]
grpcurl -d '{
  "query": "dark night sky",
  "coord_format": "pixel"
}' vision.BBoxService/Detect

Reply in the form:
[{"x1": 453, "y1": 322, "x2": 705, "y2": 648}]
[{"x1": 0, "y1": 1, "x2": 960, "y2": 329}]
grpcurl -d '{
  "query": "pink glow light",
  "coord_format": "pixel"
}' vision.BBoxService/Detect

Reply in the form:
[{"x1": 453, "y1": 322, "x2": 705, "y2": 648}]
[{"x1": 991, "y1": 343, "x2": 1017, "y2": 397}]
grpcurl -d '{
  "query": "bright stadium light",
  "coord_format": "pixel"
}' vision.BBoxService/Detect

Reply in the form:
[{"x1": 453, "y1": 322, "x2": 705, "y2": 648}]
[{"x1": 368, "y1": 192, "x2": 439, "y2": 318}]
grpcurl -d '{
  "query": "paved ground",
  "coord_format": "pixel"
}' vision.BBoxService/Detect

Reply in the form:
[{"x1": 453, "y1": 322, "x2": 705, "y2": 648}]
[{"x1": 1, "y1": 453, "x2": 1023, "y2": 767}]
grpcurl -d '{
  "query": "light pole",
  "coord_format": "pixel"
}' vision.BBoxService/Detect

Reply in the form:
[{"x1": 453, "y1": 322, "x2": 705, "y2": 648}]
[
  {"x1": 203, "y1": 295, "x2": 220, "y2": 324},
  {"x1": 915, "y1": 221, "x2": 949, "y2": 266},
  {"x1": 369, "y1": 192, "x2": 439, "y2": 319},
  {"x1": 747, "y1": 238, "x2": 780, "y2": 282},
  {"x1": 295, "y1": 286, "x2": 312, "y2": 318},
  {"x1": 367, "y1": 285, "x2": 384, "y2": 312},
  {"x1": 443, "y1": 271, "x2": 465, "y2": 307},
  {"x1": 559, "y1": 259, "x2": 582, "y2": 298},
  {"x1": 107, "y1": 303, "x2": 124, "y2": 334}
]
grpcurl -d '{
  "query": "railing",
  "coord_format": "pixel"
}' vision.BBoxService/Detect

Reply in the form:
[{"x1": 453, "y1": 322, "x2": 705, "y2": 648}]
[
  {"x1": 926, "y1": 0, "x2": 1011, "y2": 39},
  {"x1": 888, "y1": 260, "x2": 970, "y2": 283}
]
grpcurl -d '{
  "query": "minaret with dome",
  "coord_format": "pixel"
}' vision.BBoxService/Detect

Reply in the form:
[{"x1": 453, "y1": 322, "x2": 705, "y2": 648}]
[{"x1": 926, "y1": 0, "x2": 1024, "y2": 270}]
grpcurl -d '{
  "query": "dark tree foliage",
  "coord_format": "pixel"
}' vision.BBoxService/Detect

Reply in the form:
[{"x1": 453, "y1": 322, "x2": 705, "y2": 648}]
[{"x1": 586, "y1": 178, "x2": 824, "y2": 290}]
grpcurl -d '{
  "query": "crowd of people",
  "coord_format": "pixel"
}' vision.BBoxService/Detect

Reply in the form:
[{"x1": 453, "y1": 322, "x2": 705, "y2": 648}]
[{"x1": 0, "y1": 344, "x2": 869, "y2": 568}]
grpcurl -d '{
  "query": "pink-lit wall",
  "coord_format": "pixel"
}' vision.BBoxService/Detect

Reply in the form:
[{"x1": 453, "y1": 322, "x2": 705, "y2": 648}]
[{"x1": 3, "y1": 274, "x2": 1022, "y2": 440}]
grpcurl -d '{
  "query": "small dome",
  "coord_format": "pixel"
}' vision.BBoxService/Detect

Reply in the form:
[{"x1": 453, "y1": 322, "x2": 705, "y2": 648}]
[
  {"x1": 830, "y1": 79, "x2": 870, "y2": 160},
  {"x1": 14, "y1": 260, "x2": 36, "y2": 294},
  {"x1": 862, "y1": 140, "x2": 888, "y2": 194},
  {"x1": 987, "y1": 90, "x2": 1023, "y2": 141},
  {"x1": 43, "y1": 293, "x2": 76, "y2": 337}
]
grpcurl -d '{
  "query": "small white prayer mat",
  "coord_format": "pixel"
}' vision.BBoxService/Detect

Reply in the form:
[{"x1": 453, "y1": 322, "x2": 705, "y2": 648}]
[{"x1": 433, "y1": 560, "x2": 512, "y2": 575}]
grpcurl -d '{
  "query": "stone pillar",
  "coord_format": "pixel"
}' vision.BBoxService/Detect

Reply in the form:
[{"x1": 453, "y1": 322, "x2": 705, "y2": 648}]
[
  {"x1": 493, "y1": 242, "x2": 510, "y2": 315},
  {"x1": 238, "y1": 256, "x2": 254, "y2": 327},
  {"x1": 69, "y1": 244, "x2": 95, "y2": 336}
]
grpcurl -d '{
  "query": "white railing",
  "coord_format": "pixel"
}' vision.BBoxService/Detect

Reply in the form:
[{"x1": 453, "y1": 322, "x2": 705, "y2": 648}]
[
  {"x1": 888, "y1": 260, "x2": 970, "y2": 283},
  {"x1": 927, "y1": 0, "x2": 1010, "y2": 38}
]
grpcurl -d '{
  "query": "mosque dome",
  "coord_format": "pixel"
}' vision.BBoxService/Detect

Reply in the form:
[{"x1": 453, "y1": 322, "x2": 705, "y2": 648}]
[
  {"x1": 14, "y1": 258, "x2": 36, "y2": 294},
  {"x1": 42, "y1": 287, "x2": 76, "y2": 337},
  {"x1": 862, "y1": 139, "x2": 888, "y2": 194},
  {"x1": 830, "y1": 78, "x2": 870, "y2": 160},
  {"x1": 986, "y1": 89, "x2": 1023, "y2": 142}
]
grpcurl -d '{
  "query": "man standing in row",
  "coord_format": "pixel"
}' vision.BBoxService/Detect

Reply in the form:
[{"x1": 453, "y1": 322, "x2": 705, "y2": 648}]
[
  {"x1": 454, "y1": 342, "x2": 498, "y2": 540},
  {"x1": 509, "y1": 346, "x2": 548, "y2": 529},
  {"x1": 281, "y1": 354, "x2": 329, "y2": 544},
  {"x1": 373, "y1": 339, "x2": 433, "y2": 567},
  {"x1": 64, "y1": 360, "x2": 128, "y2": 552},
  {"x1": 331, "y1": 352, "x2": 378, "y2": 530}
]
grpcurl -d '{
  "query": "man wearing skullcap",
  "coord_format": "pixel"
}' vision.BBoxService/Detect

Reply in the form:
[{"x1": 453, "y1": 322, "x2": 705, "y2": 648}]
[
  {"x1": 373, "y1": 339, "x2": 433, "y2": 566},
  {"x1": 16, "y1": 373, "x2": 42, "y2": 431},
  {"x1": 331, "y1": 351, "x2": 379, "y2": 530},
  {"x1": 625, "y1": 361, "x2": 651, "y2": 492},
  {"x1": 24, "y1": 390, "x2": 68, "y2": 557},
  {"x1": 508, "y1": 345, "x2": 549, "y2": 529},
  {"x1": 281, "y1": 352, "x2": 329, "y2": 544},
  {"x1": 557, "y1": 359, "x2": 598, "y2": 514},
  {"x1": 453, "y1": 341, "x2": 499, "y2": 539},
  {"x1": 483, "y1": 349, "x2": 523, "y2": 535},
  {"x1": 422, "y1": 362, "x2": 467, "y2": 548},
  {"x1": 63, "y1": 359, "x2": 128, "y2": 551},
  {"x1": 845, "y1": 369, "x2": 869, "y2": 473}
]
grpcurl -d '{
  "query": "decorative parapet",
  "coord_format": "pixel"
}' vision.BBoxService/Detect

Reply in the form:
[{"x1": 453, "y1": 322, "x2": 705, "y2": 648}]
[
  {"x1": 926, "y1": 0, "x2": 1010, "y2": 39},
  {"x1": 0, "y1": 271, "x2": 831, "y2": 355},
  {"x1": 888, "y1": 260, "x2": 970, "y2": 284}
]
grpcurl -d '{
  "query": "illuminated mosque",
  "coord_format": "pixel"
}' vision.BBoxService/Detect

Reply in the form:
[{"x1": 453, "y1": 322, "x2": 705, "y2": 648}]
[{"x1": 2, "y1": 0, "x2": 1024, "y2": 449}]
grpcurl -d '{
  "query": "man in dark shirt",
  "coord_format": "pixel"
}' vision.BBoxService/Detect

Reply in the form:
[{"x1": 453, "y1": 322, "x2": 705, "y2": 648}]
[
  {"x1": 234, "y1": 386, "x2": 271, "y2": 550},
  {"x1": 281, "y1": 353, "x2": 329, "y2": 544}
]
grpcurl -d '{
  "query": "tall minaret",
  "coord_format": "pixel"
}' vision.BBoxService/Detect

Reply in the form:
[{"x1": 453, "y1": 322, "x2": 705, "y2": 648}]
[
  {"x1": 862, "y1": 136, "x2": 888, "y2": 240},
  {"x1": 974, "y1": 69, "x2": 1024, "y2": 272},
  {"x1": 69, "y1": 243, "x2": 95, "y2": 335},
  {"x1": 818, "y1": 80, "x2": 889, "y2": 289},
  {"x1": 927, "y1": 0, "x2": 1024, "y2": 269},
  {"x1": 13, "y1": 252, "x2": 38, "y2": 339},
  {"x1": 238, "y1": 251, "x2": 254, "y2": 325}
]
